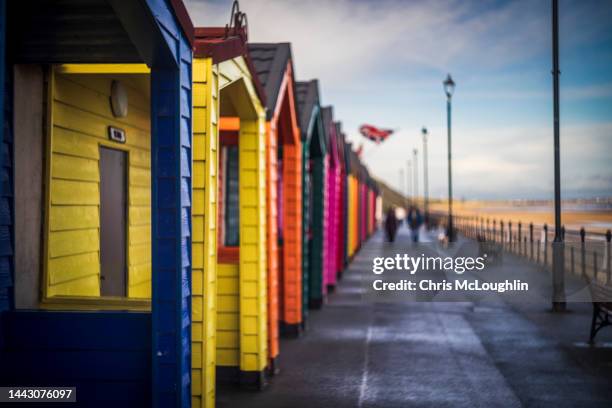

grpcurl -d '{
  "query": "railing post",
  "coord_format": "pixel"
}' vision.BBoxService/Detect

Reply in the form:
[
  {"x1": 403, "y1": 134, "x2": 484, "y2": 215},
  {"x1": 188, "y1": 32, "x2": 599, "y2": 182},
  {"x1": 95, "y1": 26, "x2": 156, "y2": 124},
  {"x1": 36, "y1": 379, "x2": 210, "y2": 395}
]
[
  {"x1": 487, "y1": 218, "x2": 490, "y2": 241},
  {"x1": 468, "y1": 216, "x2": 471, "y2": 237},
  {"x1": 529, "y1": 222, "x2": 534, "y2": 261},
  {"x1": 493, "y1": 220, "x2": 497, "y2": 243},
  {"x1": 480, "y1": 217, "x2": 484, "y2": 239},
  {"x1": 518, "y1": 222, "x2": 522, "y2": 256},
  {"x1": 561, "y1": 225, "x2": 565, "y2": 241},
  {"x1": 500, "y1": 221, "x2": 504, "y2": 250},
  {"x1": 543, "y1": 224, "x2": 548, "y2": 267},
  {"x1": 508, "y1": 221, "x2": 513, "y2": 253},
  {"x1": 580, "y1": 227, "x2": 586, "y2": 278},
  {"x1": 560, "y1": 225, "x2": 565, "y2": 273},
  {"x1": 606, "y1": 230, "x2": 611, "y2": 284}
]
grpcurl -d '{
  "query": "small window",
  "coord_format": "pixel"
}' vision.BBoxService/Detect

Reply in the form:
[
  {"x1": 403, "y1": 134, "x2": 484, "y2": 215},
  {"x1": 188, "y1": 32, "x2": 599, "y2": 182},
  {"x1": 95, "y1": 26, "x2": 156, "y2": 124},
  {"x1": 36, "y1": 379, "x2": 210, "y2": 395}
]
[
  {"x1": 99, "y1": 146, "x2": 128, "y2": 297},
  {"x1": 223, "y1": 145, "x2": 239, "y2": 246},
  {"x1": 218, "y1": 130, "x2": 239, "y2": 263}
]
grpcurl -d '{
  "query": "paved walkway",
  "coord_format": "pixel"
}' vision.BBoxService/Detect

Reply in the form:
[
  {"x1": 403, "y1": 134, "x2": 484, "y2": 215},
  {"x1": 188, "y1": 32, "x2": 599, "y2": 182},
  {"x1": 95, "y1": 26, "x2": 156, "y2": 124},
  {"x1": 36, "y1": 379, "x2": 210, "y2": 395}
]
[{"x1": 217, "y1": 225, "x2": 612, "y2": 408}]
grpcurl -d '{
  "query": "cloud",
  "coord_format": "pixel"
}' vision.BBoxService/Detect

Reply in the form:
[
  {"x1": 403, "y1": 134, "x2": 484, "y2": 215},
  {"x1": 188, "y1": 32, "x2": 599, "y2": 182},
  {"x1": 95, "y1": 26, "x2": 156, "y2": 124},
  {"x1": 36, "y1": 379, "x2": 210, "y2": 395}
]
[
  {"x1": 364, "y1": 122, "x2": 612, "y2": 199},
  {"x1": 184, "y1": 0, "x2": 612, "y2": 199},
  {"x1": 185, "y1": 1, "x2": 551, "y2": 83}
]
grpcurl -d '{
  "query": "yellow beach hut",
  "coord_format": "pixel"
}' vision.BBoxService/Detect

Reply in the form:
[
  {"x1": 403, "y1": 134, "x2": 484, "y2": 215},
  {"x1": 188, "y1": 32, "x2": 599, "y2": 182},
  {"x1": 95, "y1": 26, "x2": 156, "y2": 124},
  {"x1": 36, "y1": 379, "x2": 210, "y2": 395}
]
[{"x1": 192, "y1": 8, "x2": 268, "y2": 402}]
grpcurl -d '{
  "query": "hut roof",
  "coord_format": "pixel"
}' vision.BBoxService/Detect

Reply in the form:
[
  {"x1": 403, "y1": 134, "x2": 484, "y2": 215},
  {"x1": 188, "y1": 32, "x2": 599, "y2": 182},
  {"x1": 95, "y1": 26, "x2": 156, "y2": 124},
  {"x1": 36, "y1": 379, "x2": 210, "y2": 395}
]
[
  {"x1": 193, "y1": 22, "x2": 266, "y2": 106},
  {"x1": 322, "y1": 107, "x2": 339, "y2": 165},
  {"x1": 296, "y1": 80, "x2": 320, "y2": 137},
  {"x1": 247, "y1": 43, "x2": 294, "y2": 120}
]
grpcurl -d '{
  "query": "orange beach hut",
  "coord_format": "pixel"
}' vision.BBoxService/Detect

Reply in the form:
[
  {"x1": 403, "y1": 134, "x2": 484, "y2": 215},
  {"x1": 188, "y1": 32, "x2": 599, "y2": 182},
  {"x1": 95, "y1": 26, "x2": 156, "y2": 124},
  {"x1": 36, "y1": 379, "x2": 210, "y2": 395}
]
[{"x1": 248, "y1": 43, "x2": 303, "y2": 371}]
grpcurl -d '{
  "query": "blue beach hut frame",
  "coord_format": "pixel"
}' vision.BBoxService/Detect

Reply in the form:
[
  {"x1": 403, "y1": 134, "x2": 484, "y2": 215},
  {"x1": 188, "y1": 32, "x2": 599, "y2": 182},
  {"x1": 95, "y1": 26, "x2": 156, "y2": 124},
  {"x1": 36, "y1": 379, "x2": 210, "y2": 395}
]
[{"x1": 0, "y1": 1, "x2": 194, "y2": 406}]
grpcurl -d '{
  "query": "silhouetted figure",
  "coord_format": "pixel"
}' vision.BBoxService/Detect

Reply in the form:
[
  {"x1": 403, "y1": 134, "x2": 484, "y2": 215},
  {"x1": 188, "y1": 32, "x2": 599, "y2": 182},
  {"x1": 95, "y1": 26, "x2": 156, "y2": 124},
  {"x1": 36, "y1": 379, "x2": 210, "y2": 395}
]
[
  {"x1": 407, "y1": 206, "x2": 424, "y2": 242},
  {"x1": 384, "y1": 207, "x2": 398, "y2": 242}
]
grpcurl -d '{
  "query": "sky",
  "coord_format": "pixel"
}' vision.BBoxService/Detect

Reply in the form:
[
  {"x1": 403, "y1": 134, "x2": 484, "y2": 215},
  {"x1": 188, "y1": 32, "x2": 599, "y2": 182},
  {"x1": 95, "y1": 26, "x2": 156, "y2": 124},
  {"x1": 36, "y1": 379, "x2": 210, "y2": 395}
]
[{"x1": 184, "y1": 0, "x2": 612, "y2": 200}]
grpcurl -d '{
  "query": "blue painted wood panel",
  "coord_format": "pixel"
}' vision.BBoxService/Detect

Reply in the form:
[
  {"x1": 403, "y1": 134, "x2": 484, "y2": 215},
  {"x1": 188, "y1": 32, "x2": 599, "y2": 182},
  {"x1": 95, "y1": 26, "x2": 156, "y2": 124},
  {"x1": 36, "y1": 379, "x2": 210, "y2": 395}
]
[
  {"x1": 0, "y1": 0, "x2": 5, "y2": 182},
  {"x1": 147, "y1": 1, "x2": 192, "y2": 406},
  {"x1": 0, "y1": 6, "x2": 12, "y2": 328},
  {"x1": 0, "y1": 311, "x2": 151, "y2": 408}
]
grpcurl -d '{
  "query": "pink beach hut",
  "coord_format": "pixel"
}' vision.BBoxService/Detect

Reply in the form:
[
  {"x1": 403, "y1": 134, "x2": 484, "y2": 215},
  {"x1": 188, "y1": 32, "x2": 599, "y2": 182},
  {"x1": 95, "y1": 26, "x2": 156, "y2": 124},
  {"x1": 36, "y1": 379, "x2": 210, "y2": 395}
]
[{"x1": 322, "y1": 107, "x2": 341, "y2": 289}]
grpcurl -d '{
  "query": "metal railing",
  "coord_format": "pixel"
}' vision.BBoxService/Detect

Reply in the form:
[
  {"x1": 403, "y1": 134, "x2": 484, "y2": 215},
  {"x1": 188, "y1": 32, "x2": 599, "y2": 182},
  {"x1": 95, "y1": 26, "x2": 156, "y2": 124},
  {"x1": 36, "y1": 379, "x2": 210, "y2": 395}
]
[{"x1": 446, "y1": 214, "x2": 612, "y2": 284}]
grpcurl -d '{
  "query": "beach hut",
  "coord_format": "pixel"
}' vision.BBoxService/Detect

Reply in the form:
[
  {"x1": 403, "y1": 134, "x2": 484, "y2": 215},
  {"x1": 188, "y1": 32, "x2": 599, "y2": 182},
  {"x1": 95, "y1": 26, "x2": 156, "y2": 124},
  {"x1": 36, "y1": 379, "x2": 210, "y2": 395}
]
[
  {"x1": 360, "y1": 166, "x2": 369, "y2": 244},
  {"x1": 371, "y1": 180, "x2": 380, "y2": 235},
  {"x1": 322, "y1": 108, "x2": 341, "y2": 290},
  {"x1": 1, "y1": 1, "x2": 194, "y2": 406},
  {"x1": 336, "y1": 124, "x2": 349, "y2": 274},
  {"x1": 345, "y1": 144, "x2": 357, "y2": 259},
  {"x1": 192, "y1": 6, "x2": 268, "y2": 399},
  {"x1": 350, "y1": 148, "x2": 362, "y2": 256},
  {"x1": 368, "y1": 179, "x2": 377, "y2": 236},
  {"x1": 296, "y1": 80, "x2": 327, "y2": 310},
  {"x1": 248, "y1": 43, "x2": 302, "y2": 365}
]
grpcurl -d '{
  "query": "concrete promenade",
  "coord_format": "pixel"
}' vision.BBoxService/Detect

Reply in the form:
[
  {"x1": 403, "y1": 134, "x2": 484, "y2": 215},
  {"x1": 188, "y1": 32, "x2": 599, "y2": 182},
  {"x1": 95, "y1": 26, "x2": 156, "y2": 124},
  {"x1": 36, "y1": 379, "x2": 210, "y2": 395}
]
[{"x1": 218, "y1": 226, "x2": 612, "y2": 407}]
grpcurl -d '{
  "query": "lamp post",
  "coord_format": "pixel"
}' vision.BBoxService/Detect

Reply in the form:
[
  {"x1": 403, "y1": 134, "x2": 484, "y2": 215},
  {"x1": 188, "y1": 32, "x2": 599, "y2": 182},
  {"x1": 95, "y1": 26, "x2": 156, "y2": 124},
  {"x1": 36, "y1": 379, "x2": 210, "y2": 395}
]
[
  {"x1": 422, "y1": 127, "x2": 429, "y2": 221},
  {"x1": 406, "y1": 159, "x2": 412, "y2": 203},
  {"x1": 551, "y1": 0, "x2": 566, "y2": 312},
  {"x1": 413, "y1": 148, "x2": 419, "y2": 207},
  {"x1": 443, "y1": 74, "x2": 455, "y2": 241}
]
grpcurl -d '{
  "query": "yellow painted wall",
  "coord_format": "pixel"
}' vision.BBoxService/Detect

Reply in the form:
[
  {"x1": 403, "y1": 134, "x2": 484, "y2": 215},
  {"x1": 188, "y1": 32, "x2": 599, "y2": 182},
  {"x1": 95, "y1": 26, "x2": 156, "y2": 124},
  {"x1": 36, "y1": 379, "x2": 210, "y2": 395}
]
[
  {"x1": 215, "y1": 56, "x2": 268, "y2": 374},
  {"x1": 192, "y1": 58, "x2": 219, "y2": 408},
  {"x1": 46, "y1": 70, "x2": 151, "y2": 299},
  {"x1": 237, "y1": 118, "x2": 267, "y2": 372},
  {"x1": 216, "y1": 263, "x2": 240, "y2": 367}
]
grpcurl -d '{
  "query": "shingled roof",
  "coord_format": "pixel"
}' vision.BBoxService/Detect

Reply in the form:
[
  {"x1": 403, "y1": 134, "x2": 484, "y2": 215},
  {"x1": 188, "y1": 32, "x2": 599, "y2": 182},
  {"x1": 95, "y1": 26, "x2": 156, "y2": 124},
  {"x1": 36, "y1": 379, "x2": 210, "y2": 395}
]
[
  {"x1": 335, "y1": 122, "x2": 346, "y2": 166},
  {"x1": 321, "y1": 106, "x2": 339, "y2": 166},
  {"x1": 247, "y1": 43, "x2": 294, "y2": 120},
  {"x1": 321, "y1": 107, "x2": 334, "y2": 142},
  {"x1": 295, "y1": 80, "x2": 320, "y2": 138}
]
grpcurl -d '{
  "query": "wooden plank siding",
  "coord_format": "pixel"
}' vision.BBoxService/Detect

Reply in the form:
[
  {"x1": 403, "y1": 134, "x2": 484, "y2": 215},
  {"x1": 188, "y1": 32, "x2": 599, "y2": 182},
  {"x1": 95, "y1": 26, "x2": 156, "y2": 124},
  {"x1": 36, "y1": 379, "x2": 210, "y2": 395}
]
[
  {"x1": 347, "y1": 175, "x2": 356, "y2": 258},
  {"x1": 148, "y1": 7, "x2": 194, "y2": 403},
  {"x1": 309, "y1": 155, "x2": 326, "y2": 304},
  {"x1": 238, "y1": 117, "x2": 267, "y2": 372},
  {"x1": 46, "y1": 72, "x2": 151, "y2": 299},
  {"x1": 325, "y1": 161, "x2": 340, "y2": 287},
  {"x1": 265, "y1": 121, "x2": 280, "y2": 360},
  {"x1": 191, "y1": 57, "x2": 219, "y2": 408},
  {"x1": 0, "y1": 48, "x2": 13, "y2": 318},
  {"x1": 281, "y1": 142, "x2": 302, "y2": 323},
  {"x1": 271, "y1": 65, "x2": 302, "y2": 332},
  {"x1": 353, "y1": 176, "x2": 360, "y2": 254},
  {"x1": 300, "y1": 137, "x2": 310, "y2": 322},
  {"x1": 216, "y1": 262, "x2": 239, "y2": 367},
  {"x1": 214, "y1": 56, "x2": 268, "y2": 377}
]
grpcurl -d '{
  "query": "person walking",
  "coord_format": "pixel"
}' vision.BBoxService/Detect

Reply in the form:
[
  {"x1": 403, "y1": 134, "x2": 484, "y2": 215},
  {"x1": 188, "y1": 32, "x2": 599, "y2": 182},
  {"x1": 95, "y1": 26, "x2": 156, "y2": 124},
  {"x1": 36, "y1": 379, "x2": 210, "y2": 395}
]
[
  {"x1": 406, "y1": 206, "x2": 424, "y2": 242},
  {"x1": 384, "y1": 207, "x2": 399, "y2": 243}
]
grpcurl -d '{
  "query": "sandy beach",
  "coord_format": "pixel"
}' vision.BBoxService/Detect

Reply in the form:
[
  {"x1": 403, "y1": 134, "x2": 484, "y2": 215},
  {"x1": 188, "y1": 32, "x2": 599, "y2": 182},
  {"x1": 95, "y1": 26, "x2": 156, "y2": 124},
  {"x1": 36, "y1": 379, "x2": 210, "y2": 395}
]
[{"x1": 428, "y1": 200, "x2": 612, "y2": 234}]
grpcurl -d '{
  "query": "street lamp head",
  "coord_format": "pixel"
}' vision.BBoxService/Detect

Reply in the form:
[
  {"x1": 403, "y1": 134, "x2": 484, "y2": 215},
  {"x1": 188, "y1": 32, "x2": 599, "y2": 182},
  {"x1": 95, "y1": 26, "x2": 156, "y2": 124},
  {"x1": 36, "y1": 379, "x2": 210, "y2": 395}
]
[
  {"x1": 421, "y1": 127, "x2": 428, "y2": 135},
  {"x1": 443, "y1": 74, "x2": 455, "y2": 99}
]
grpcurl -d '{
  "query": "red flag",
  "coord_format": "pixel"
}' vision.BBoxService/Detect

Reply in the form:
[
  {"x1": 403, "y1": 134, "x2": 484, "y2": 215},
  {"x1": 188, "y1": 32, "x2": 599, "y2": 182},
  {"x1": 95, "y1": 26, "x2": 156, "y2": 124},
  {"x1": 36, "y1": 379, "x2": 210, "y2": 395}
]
[
  {"x1": 359, "y1": 124, "x2": 395, "y2": 144},
  {"x1": 355, "y1": 144, "x2": 363, "y2": 157}
]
